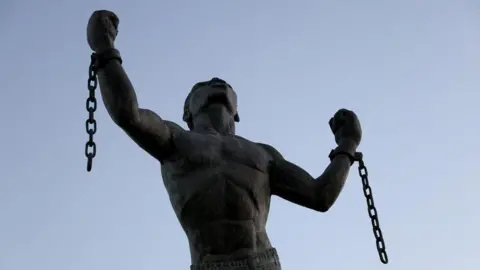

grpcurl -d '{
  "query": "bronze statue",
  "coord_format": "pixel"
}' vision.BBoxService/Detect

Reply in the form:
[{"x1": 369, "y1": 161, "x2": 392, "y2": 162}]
[{"x1": 85, "y1": 10, "x2": 387, "y2": 269}]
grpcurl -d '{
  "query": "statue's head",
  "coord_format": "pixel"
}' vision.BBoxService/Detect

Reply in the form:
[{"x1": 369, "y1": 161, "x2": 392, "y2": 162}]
[{"x1": 183, "y1": 77, "x2": 240, "y2": 131}]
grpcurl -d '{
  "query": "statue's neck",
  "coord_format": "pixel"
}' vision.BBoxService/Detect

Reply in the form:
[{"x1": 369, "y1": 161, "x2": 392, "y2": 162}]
[{"x1": 191, "y1": 112, "x2": 235, "y2": 135}]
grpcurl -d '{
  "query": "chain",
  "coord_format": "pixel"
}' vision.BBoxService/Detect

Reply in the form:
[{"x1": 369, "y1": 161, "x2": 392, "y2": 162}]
[
  {"x1": 354, "y1": 152, "x2": 388, "y2": 264},
  {"x1": 85, "y1": 53, "x2": 98, "y2": 172}
]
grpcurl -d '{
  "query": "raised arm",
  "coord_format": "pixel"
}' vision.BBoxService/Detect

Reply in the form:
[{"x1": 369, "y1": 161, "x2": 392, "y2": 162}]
[
  {"x1": 87, "y1": 10, "x2": 178, "y2": 161},
  {"x1": 261, "y1": 140, "x2": 356, "y2": 212},
  {"x1": 98, "y1": 58, "x2": 178, "y2": 161},
  {"x1": 261, "y1": 109, "x2": 362, "y2": 212}
]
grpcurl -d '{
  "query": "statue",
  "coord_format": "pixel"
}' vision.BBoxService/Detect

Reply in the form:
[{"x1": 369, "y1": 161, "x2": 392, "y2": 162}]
[{"x1": 85, "y1": 10, "x2": 387, "y2": 269}]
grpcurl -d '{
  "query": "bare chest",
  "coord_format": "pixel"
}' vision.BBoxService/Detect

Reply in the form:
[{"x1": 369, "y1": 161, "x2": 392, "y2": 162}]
[
  {"x1": 160, "y1": 132, "x2": 272, "y2": 219},
  {"x1": 165, "y1": 132, "x2": 270, "y2": 175}
]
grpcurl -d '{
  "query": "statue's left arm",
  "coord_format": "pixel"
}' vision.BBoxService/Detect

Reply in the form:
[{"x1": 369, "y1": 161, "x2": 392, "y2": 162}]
[
  {"x1": 260, "y1": 141, "x2": 356, "y2": 212},
  {"x1": 260, "y1": 108, "x2": 362, "y2": 212}
]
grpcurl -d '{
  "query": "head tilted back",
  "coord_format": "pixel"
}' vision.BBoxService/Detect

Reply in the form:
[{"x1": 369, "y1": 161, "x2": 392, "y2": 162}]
[{"x1": 182, "y1": 78, "x2": 240, "y2": 127}]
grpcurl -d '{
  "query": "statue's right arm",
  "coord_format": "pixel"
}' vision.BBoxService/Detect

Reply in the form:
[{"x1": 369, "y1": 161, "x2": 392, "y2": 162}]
[{"x1": 97, "y1": 59, "x2": 178, "y2": 162}]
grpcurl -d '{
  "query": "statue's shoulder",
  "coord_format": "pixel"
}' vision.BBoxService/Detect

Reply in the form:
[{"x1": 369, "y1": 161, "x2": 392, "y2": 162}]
[
  {"x1": 165, "y1": 121, "x2": 193, "y2": 140},
  {"x1": 255, "y1": 142, "x2": 284, "y2": 160},
  {"x1": 165, "y1": 120, "x2": 186, "y2": 132},
  {"x1": 164, "y1": 121, "x2": 191, "y2": 147},
  {"x1": 230, "y1": 136, "x2": 279, "y2": 157}
]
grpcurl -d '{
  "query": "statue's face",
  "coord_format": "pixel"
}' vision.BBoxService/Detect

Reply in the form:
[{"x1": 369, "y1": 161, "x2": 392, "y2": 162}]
[{"x1": 187, "y1": 78, "x2": 238, "y2": 121}]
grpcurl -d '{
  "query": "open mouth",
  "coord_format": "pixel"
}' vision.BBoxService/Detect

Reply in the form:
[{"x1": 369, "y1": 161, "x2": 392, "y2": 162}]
[{"x1": 204, "y1": 93, "x2": 232, "y2": 111}]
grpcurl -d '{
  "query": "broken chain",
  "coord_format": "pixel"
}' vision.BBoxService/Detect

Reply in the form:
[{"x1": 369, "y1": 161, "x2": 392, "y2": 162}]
[
  {"x1": 85, "y1": 54, "x2": 98, "y2": 172},
  {"x1": 354, "y1": 152, "x2": 388, "y2": 264}
]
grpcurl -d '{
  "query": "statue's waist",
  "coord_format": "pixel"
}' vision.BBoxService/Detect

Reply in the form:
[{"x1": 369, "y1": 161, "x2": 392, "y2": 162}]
[
  {"x1": 186, "y1": 220, "x2": 268, "y2": 251},
  {"x1": 190, "y1": 248, "x2": 281, "y2": 270}
]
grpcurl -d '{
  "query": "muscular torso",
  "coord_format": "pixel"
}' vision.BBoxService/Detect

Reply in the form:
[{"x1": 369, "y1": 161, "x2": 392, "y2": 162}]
[{"x1": 161, "y1": 128, "x2": 274, "y2": 264}]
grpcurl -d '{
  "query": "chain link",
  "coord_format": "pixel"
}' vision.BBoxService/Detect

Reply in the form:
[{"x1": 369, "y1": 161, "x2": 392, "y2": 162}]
[
  {"x1": 85, "y1": 54, "x2": 98, "y2": 172},
  {"x1": 354, "y1": 152, "x2": 388, "y2": 264}
]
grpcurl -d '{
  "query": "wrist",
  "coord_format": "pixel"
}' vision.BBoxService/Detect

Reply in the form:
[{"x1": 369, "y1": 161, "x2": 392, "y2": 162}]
[
  {"x1": 94, "y1": 42, "x2": 115, "y2": 54},
  {"x1": 329, "y1": 139, "x2": 358, "y2": 165},
  {"x1": 93, "y1": 48, "x2": 122, "y2": 70},
  {"x1": 337, "y1": 139, "x2": 358, "y2": 154}
]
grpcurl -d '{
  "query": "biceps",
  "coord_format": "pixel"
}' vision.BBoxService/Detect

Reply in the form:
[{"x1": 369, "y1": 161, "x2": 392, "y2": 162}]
[
  {"x1": 119, "y1": 108, "x2": 175, "y2": 161},
  {"x1": 270, "y1": 159, "x2": 320, "y2": 210}
]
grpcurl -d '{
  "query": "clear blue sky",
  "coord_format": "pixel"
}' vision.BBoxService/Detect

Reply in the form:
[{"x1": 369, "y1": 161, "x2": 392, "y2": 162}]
[{"x1": 1, "y1": 1, "x2": 479, "y2": 269}]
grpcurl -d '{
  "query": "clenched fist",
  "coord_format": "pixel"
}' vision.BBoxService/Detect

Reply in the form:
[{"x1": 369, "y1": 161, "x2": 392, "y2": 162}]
[
  {"x1": 87, "y1": 10, "x2": 119, "y2": 53},
  {"x1": 329, "y1": 109, "x2": 362, "y2": 147}
]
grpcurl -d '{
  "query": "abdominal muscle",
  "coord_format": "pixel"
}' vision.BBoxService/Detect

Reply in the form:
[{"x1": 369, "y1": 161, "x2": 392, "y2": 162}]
[
  {"x1": 165, "y1": 158, "x2": 273, "y2": 263},
  {"x1": 186, "y1": 219, "x2": 272, "y2": 264}
]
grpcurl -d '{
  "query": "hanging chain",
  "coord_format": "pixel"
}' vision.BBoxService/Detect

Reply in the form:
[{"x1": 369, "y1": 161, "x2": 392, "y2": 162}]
[
  {"x1": 85, "y1": 53, "x2": 98, "y2": 172},
  {"x1": 354, "y1": 152, "x2": 388, "y2": 264}
]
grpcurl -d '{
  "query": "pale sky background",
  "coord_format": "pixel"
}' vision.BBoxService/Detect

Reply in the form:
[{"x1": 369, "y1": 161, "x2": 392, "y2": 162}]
[{"x1": 1, "y1": 0, "x2": 479, "y2": 269}]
